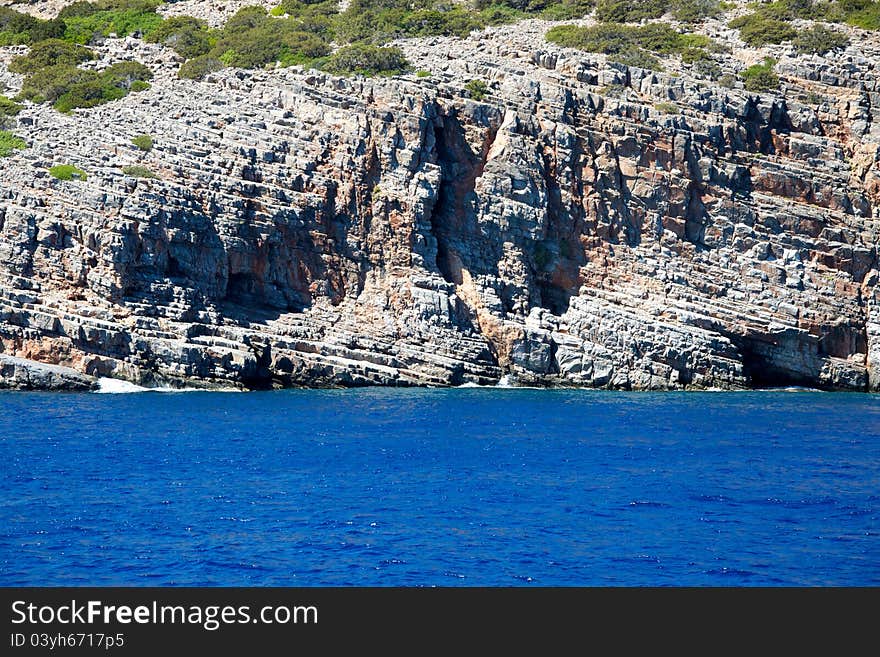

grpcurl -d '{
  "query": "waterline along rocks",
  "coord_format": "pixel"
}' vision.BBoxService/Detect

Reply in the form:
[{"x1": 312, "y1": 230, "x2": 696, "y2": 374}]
[{"x1": 1, "y1": 2, "x2": 879, "y2": 391}]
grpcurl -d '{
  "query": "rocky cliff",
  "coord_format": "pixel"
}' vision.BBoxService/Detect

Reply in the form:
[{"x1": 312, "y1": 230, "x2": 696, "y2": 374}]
[{"x1": 1, "y1": 4, "x2": 880, "y2": 390}]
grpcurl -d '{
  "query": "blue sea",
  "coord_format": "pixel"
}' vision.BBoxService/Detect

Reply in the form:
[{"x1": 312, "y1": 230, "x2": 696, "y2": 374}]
[{"x1": 0, "y1": 388, "x2": 878, "y2": 586}]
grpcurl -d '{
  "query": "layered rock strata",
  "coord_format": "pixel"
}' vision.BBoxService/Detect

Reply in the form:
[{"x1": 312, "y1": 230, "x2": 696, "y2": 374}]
[{"x1": 1, "y1": 13, "x2": 879, "y2": 390}]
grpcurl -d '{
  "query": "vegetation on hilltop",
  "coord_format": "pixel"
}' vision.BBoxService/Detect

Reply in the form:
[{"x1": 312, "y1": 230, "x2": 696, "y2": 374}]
[
  {"x1": 546, "y1": 22, "x2": 725, "y2": 71},
  {"x1": 0, "y1": 0, "x2": 877, "y2": 118},
  {"x1": 16, "y1": 57, "x2": 152, "y2": 113},
  {"x1": 0, "y1": 0, "x2": 609, "y2": 88},
  {"x1": 593, "y1": 0, "x2": 724, "y2": 23},
  {"x1": 58, "y1": 0, "x2": 164, "y2": 44},
  {"x1": 729, "y1": 0, "x2": 872, "y2": 48},
  {"x1": 792, "y1": 24, "x2": 850, "y2": 54},
  {"x1": 322, "y1": 43, "x2": 409, "y2": 76}
]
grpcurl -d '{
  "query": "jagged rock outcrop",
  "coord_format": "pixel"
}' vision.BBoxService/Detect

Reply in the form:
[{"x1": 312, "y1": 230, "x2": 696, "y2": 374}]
[
  {"x1": 0, "y1": 354, "x2": 98, "y2": 390},
  {"x1": 1, "y1": 9, "x2": 879, "y2": 390}
]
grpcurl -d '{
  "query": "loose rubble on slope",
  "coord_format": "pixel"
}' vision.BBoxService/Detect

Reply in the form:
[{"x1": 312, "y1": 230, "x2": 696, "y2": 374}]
[{"x1": 1, "y1": 1, "x2": 879, "y2": 390}]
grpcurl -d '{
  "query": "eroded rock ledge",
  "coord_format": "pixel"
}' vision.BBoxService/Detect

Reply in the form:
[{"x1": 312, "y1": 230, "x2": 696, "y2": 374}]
[{"x1": 1, "y1": 11, "x2": 879, "y2": 391}]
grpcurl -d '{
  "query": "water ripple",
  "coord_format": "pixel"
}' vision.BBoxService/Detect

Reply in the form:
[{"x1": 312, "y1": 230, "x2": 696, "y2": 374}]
[{"x1": 1, "y1": 389, "x2": 878, "y2": 585}]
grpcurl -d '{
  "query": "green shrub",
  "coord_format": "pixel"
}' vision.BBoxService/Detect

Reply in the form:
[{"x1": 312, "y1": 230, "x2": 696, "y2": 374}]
[
  {"x1": 101, "y1": 60, "x2": 153, "y2": 90},
  {"x1": 596, "y1": 83, "x2": 627, "y2": 97},
  {"x1": 399, "y1": 7, "x2": 482, "y2": 38},
  {"x1": 727, "y1": 0, "x2": 870, "y2": 48},
  {"x1": 610, "y1": 48, "x2": 661, "y2": 69},
  {"x1": 538, "y1": 0, "x2": 595, "y2": 19},
  {"x1": 594, "y1": 0, "x2": 669, "y2": 22},
  {"x1": 53, "y1": 78, "x2": 126, "y2": 112},
  {"x1": 58, "y1": 0, "x2": 163, "y2": 18},
  {"x1": 129, "y1": 80, "x2": 150, "y2": 92},
  {"x1": 654, "y1": 101, "x2": 680, "y2": 113},
  {"x1": 0, "y1": 7, "x2": 65, "y2": 45},
  {"x1": 8, "y1": 39, "x2": 95, "y2": 75},
  {"x1": 719, "y1": 73, "x2": 736, "y2": 88},
  {"x1": 465, "y1": 79, "x2": 489, "y2": 100},
  {"x1": 18, "y1": 60, "x2": 152, "y2": 112},
  {"x1": 131, "y1": 134, "x2": 153, "y2": 151},
  {"x1": 57, "y1": 1, "x2": 104, "y2": 19},
  {"x1": 0, "y1": 129, "x2": 26, "y2": 156},
  {"x1": 669, "y1": 0, "x2": 722, "y2": 22},
  {"x1": 792, "y1": 25, "x2": 850, "y2": 54},
  {"x1": 726, "y1": 0, "x2": 876, "y2": 32},
  {"x1": 741, "y1": 58, "x2": 779, "y2": 92},
  {"x1": 478, "y1": 3, "x2": 526, "y2": 24},
  {"x1": 178, "y1": 54, "x2": 224, "y2": 80},
  {"x1": 144, "y1": 15, "x2": 211, "y2": 59},
  {"x1": 745, "y1": 0, "x2": 817, "y2": 21},
  {"x1": 62, "y1": 5, "x2": 163, "y2": 44},
  {"x1": 325, "y1": 0, "x2": 594, "y2": 46},
  {"x1": 207, "y1": 7, "x2": 330, "y2": 69},
  {"x1": 333, "y1": 0, "x2": 477, "y2": 43},
  {"x1": 694, "y1": 58, "x2": 722, "y2": 79},
  {"x1": 322, "y1": 44, "x2": 409, "y2": 76},
  {"x1": 845, "y1": 2, "x2": 880, "y2": 30},
  {"x1": 0, "y1": 96, "x2": 23, "y2": 118},
  {"x1": 415, "y1": 69, "x2": 431, "y2": 77},
  {"x1": 122, "y1": 164, "x2": 156, "y2": 178},
  {"x1": 546, "y1": 22, "x2": 718, "y2": 70},
  {"x1": 17, "y1": 64, "x2": 99, "y2": 104},
  {"x1": 223, "y1": 5, "x2": 268, "y2": 33},
  {"x1": 680, "y1": 47, "x2": 710, "y2": 64},
  {"x1": 49, "y1": 164, "x2": 87, "y2": 181},
  {"x1": 729, "y1": 15, "x2": 797, "y2": 46}
]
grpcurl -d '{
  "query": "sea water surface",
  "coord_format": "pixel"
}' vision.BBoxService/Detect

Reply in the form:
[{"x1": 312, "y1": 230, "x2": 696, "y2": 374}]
[{"x1": 1, "y1": 389, "x2": 878, "y2": 586}]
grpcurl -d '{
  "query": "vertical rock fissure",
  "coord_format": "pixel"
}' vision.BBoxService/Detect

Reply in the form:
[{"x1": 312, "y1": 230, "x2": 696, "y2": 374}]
[
  {"x1": 534, "y1": 140, "x2": 581, "y2": 315},
  {"x1": 426, "y1": 109, "x2": 498, "y2": 285},
  {"x1": 427, "y1": 120, "x2": 456, "y2": 284}
]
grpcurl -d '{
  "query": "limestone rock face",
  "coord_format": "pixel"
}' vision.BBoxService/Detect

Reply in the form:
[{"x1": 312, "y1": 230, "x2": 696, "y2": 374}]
[
  {"x1": 1, "y1": 17, "x2": 879, "y2": 390},
  {"x1": 0, "y1": 355, "x2": 97, "y2": 391}
]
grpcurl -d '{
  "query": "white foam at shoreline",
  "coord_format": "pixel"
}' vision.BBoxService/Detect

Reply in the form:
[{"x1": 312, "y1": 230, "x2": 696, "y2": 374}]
[{"x1": 95, "y1": 378, "x2": 239, "y2": 393}]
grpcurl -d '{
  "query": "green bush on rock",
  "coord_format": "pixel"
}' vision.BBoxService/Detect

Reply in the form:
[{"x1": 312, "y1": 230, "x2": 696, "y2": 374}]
[
  {"x1": 741, "y1": 58, "x2": 780, "y2": 93},
  {"x1": 0, "y1": 7, "x2": 65, "y2": 45},
  {"x1": 669, "y1": 0, "x2": 723, "y2": 22},
  {"x1": 321, "y1": 44, "x2": 409, "y2": 76},
  {"x1": 122, "y1": 164, "x2": 157, "y2": 178},
  {"x1": 144, "y1": 15, "x2": 211, "y2": 59},
  {"x1": 728, "y1": 14, "x2": 797, "y2": 46},
  {"x1": 49, "y1": 164, "x2": 88, "y2": 181},
  {"x1": 0, "y1": 129, "x2": 27, "y2": 156},
  {"x1": 594, "y1": 0, "x2": 669, "y2": 23},
  {"x1": 465, "y1": 79, "x2": 489, "y2": 100},
  {"x1": 0, "y1": 96, "x2": 23, "y2": 119},
  {"x1": 8, "y1": 39, "x2": 94, "y2": 75},
  {"x1": 178, "y1": 54, "x2": 224, "y2": 80},
  {"x1": 18, "y1": 64, "x2": 98, "y2": 104},
  {"x1": 792, "y1": 25, "x2": 850, "y2": 54},
  {"x1": 18, "y1": 59, "x2": 153, "y2": 113},
  {"x1": 131, "y1": 134, "x2": 153, "y2": 151},
  {"x1": 728, "y1": 0, "x2": 880, "y2": 49},
  {"x1": 654, "y1": 101, "x2": 680, "y2": 113},
  {"x1": 545, "y1": 22, "x2": 721, "y2": 71},
  {"x1": 60, "y1": 0, "x2": 164, "y2": 45}
]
